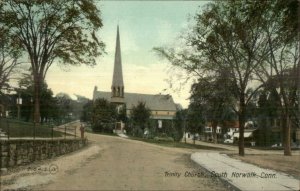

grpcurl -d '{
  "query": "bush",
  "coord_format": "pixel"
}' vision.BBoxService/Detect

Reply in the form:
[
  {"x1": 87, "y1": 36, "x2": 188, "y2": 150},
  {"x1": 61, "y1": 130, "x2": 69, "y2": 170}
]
[
  {"x1": 92, "y1": 122, "x2": 114, "y2": 134},
  {"x1": 154, "y1": 136, "x2": 174, "y2": 142},
  {"x1": 131, "y1": 126, "x2": 144, "y2": 137}
]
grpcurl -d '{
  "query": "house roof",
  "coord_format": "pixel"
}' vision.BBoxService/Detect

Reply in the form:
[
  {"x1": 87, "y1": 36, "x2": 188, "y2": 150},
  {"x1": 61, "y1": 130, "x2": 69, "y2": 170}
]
[
  {"x1": 93, "y1": 91, "x2": 177, "y2": 111},
  {"x1": 224, "y1": 121, "x2": 240, "y2": 128},
  {"x1": 233, "y1": 129, "x2": 258, "y2": 138}
]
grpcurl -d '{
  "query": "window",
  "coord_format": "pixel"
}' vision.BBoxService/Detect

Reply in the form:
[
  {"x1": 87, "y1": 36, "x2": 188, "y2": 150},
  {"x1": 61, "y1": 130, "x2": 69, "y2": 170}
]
[{"x1": 117, "y1": 87, "x2": 120, "y2": 96}]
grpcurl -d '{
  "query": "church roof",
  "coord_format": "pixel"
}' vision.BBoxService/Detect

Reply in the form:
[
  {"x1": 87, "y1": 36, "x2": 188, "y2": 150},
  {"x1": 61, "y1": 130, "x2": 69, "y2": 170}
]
[
  {"x1": 93, "y1": 91, "x2": 177, "y2": 111},
  {"x1": 112, "y1": 25, "x2": 124, "y2": 87}
]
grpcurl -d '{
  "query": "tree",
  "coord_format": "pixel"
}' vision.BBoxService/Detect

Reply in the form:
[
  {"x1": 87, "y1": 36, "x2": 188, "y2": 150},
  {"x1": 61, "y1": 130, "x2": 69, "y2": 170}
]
[
  {"x1": 130, "y1": 102, "x2": 151, "y2": 137},
  {"x1": 0, "y1": 0, "x2": 105, "y2": 124},
  {"x1": 190, "y1": 72, "x2": 235, "y2": 143},
  {"x1": 92, "y1": 98, "x2": 117, "y2": 133},
  {"x1": 55, "y1": 92, "x2": 73, "y2": 123},
  {"x1": 17, "y1": 73, "x2": 56, "y2": 123},
  {"x1": 173, "y1": 109, "x2": 187, "y2": 142},
  {"x1": 0, "y1": 22, "x2": 21, "y2": 93},
  {"x1": 253, "y1": 0, "x2": 299, "y2": 155},
  {"x1": 72, "y1": 94, "x2": 89, "y2": 120},
  {"x1": 256, "y1": 89, "x2": 281, "y2": 146},
  {"x1": 155, "y1": 1, "x2": 268, "y2": 155},
  {"x1": 186, "y1": 102, "x2": 205, "y2": 144},
  {"x1": 194, "y1": 1, "x2": 276, "y2": 156},
  {"x1": 81, "y1": 100, "x2": 93, "y2": 123}
]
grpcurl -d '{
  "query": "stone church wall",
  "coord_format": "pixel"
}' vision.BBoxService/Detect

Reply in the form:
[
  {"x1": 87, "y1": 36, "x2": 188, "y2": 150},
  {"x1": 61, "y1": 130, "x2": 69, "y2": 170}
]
[{"x1": 0, "y1": 138, "x2": 87, "y2": 169}]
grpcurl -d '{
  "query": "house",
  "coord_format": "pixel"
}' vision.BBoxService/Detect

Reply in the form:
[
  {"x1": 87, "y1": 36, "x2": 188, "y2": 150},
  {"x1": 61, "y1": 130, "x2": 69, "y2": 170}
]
[
  {"x1": 203, "y1": 125, "x2": 222, "y2": 141},
  {"x1": 233, "y1": 128, "x2": 258, "y2": 146},
  {"x1": 0, "y1": 93, "x2": 11, "y2": 118}
]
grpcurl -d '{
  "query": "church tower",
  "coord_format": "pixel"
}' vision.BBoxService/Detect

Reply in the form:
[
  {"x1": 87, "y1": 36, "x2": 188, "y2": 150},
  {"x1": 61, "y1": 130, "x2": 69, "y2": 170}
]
[{"x1": 111, "y1": 26, "x2": 125, "y2": 103}]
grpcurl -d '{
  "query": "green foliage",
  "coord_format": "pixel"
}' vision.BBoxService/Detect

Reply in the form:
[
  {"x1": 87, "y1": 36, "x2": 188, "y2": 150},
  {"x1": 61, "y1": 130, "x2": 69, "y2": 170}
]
[
  {"x1": 190, "y1": 73, "x2": 236, "y2": 130},
  {"x1": 131, "y1": 126, "x2": 144, "y2": 138},
  {"x1": 256, "y1": 89, "x2": 282, "y2": 146},
  {"x1": 1, "y1": 0, "x2": 104, "y2": 68},
  {"x1": 153, "y1": 135, "x2": 174, "y2": 142},
  {"x1": 154, "y1": 0, "x2": 299, "y2": 155},
  {"x1": 54, "y1": 92, "x2": 73, "y2": 124},
  {"x1": 11, "y1": 73, "x2": 80, "y2": 125},
  {"x1": 12, "y1": 73, "x2": 57, "y2": 123},
  {"x1": 91, "y1": 98, "x2": 117, "y2": 133},
  {"x1": 186, "y1": 102, "x2": 205, "y2": 136},
  {"x1": 70, "y1": 96, "x2": 89, "y2": 120},
  {"x1": 81, "y1": 100, "x2": 93, "y2": 122},
  {"x1": 130, "y1": 102, "x2": 151, "y2": 134},
  {"x1": 0, "y1": 27, "x2": 21, "y2": 92},
  {"x1": 173, "y1": 109, "x2": 187, "y2": 141},
  {"x1": 0, "y1": 0, "x2": 105, "y2": 123}
]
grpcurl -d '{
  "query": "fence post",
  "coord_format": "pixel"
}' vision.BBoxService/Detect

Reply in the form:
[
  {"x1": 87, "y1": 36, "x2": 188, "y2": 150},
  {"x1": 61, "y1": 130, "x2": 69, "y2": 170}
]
[{"x1": 75, "y1": 126, "x2": 76, "y2": 139}]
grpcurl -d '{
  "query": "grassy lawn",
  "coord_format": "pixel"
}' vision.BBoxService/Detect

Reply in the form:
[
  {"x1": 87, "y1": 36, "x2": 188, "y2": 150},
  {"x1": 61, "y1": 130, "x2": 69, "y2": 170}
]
[
  {"x1": 230, "y1": 154, "x2": 300, "y2": 179},
  {"x1": 129, "y1": 137, "x2": 227, "y2": 151},
  {"x1": 0, "y1": 118, "x2": 64, "y2": 138}
]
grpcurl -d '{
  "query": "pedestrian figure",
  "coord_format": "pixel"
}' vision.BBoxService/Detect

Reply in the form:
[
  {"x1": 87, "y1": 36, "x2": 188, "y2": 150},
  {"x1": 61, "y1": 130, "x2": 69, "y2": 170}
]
[{"x1": 80, "y1": 123, "x2": 85, "y2": 139}]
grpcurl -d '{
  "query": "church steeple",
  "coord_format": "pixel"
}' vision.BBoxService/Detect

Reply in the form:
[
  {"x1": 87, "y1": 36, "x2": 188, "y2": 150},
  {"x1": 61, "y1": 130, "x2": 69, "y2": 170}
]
[{"x1": 111, "y1": 25, "x2": 125, "y2": 103}]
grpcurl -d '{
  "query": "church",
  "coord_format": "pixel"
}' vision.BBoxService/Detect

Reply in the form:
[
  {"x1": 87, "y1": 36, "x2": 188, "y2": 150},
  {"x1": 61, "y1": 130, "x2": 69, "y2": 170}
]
[{"x1": 93, "y1": 26, "x2": 178, "y2": 129}]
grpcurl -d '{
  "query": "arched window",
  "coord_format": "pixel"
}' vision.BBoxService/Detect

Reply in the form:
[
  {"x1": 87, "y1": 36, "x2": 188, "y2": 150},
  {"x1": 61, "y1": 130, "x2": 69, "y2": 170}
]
[
  {"x1": 117, "y1": 87, "x2": 120, "y2": 96},
  {"x1": 113, "y1": 87, "x2": 116, "y2": 97}
]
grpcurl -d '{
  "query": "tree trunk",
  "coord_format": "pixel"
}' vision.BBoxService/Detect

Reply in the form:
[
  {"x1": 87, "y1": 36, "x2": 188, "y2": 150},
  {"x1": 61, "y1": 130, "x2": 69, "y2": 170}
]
[
  {"x1": 193, "y1": 133, "x2": 195, "y2": 144},
  {"x1": 33, "y1": 74, "x2": 41, "y2": 125},
  {"x1": 265, "y1": 118, "x2": 271, "y2": 146},
  {"x1": 282, "y1": 113, "x2": 292, "y2": 156},
  {"x1": 238, "y1": 98, "x2": 246, "y2": 156},
  {"x1": 238, "y1": 116, "x2": 245, "y2": 156},
  {"x1": 212, "y1": 121, "x2": 218, "y2": 144}
]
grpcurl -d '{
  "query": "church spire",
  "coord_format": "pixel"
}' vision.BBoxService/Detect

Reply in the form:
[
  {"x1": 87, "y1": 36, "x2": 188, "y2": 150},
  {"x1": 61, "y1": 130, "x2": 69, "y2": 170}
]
[{"x1": 111, "y1": 25, "x2": 125, "y2": 101}]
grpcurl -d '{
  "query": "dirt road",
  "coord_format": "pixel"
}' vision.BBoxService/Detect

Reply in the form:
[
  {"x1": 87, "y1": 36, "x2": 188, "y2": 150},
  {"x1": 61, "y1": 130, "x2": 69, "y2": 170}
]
[{"x1": 1, "y1": 132, "x2": 228, "y2": 190}]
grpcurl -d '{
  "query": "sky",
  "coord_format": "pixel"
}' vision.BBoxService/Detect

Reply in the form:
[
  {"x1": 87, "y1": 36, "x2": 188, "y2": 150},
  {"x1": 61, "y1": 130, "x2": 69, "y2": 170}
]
[{"x1": 45, "y1": 1, "x2": 209, "y2": 108}]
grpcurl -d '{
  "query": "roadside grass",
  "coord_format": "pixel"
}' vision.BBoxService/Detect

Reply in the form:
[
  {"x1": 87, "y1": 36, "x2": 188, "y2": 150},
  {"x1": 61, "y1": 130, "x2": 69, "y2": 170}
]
[
  {"x1": 129, "y1": 137, "x2": 227, "y2": 151},
  {"x1": 245, "y1": 146, "x2": 300, "y2": 151},
  {"x1": 0, "y1": 118, "x2": 64, "y2": 138},
  {"x1": 202, "y1": 141, "x2": 300, "y2": 151},
  {"x1": 230, "y1": 154, "x2": 300, "y2": 179},
  {"x1": 93, "y1": 132, "x2": 118, "y2": 137},
  {"x1": 85, "y1": 128, "x2": 117, "y2": 137}
]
